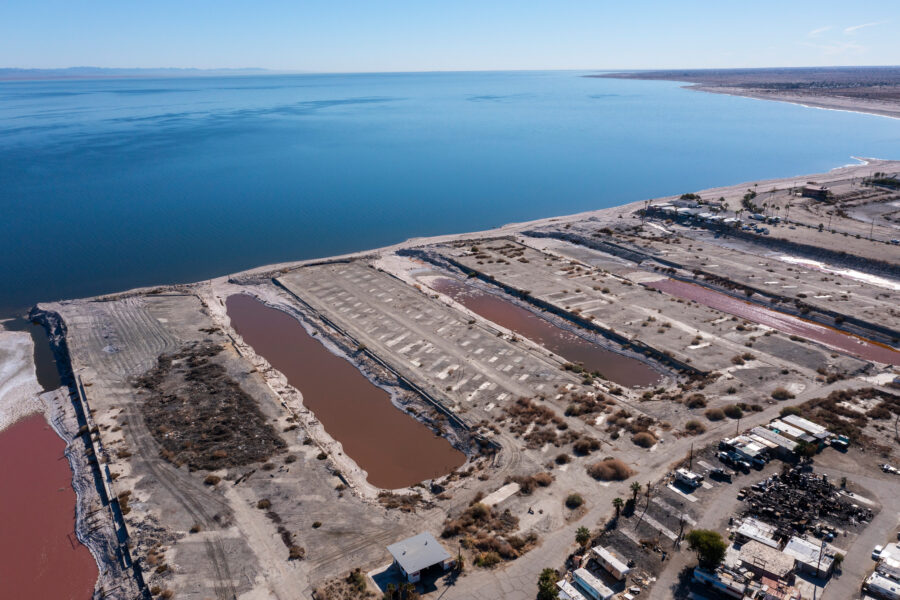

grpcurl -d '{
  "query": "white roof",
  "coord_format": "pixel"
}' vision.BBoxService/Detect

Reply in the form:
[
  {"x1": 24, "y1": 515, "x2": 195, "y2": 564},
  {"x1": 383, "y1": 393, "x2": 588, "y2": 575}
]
[
  {"x1": 781, "y1": 414, "x2": 829, "y2": 436},
  {"x1": 736, "y1": 518, "x2": 779, "y2": 548},
  {"x1": 750, "y1": 426, "x2": 798, "y2": 451},
  {"x1": 881, "y1": 543, "x2": 900, "y2": 562},
  {"x1": 783, "y1": 537, "x2": 832, "y2": 570},
  {"x1": 747, "y1": 433, "x2": 778, "y2": 450},
  {"x1": 877, "y1": 557, "x2": 900, "y2": 580},
  {"x1": 592, "y1": 544, "x2": 631, "y2": 575},
  {"x1": 557, "y1": 580, "x2": 588, "y2": 600},
  {"x1": 768, "y1": 420, "x2": 808, "y2": 440},
  {"x1": 387, "y1": 532, "x2": 452, "y2": 575},
  {"x1": 867, "y1": 572, "x2": 900, "y2": 599},
  {"x1": 574, "y1": 568, "x2": 614, "y2": 600}
]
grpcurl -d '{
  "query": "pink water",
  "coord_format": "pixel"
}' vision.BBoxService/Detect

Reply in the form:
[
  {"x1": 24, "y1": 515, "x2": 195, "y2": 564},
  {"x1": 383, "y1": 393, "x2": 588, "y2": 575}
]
[{"x1": 647, "y1": 278, "x2": 900, "y2": 365}]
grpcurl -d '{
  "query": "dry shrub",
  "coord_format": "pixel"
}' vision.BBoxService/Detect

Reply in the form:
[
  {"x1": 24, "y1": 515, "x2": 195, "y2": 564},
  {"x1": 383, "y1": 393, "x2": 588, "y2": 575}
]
[
  {"x1": 572, "y1": 436, "x2": 601, "y2": 456},
  {"x1": 684, "y1": 420, "x2": 706, "y2": 435},
  {"x1": 203, "y1": 474, "x2": 221, "y2": 486},
  {"x1": 587, "y1": 458, "x2": 633, "y2": 481},
  {"x1": 555, "y1": 453, "x2": 571, "y2": 465},
  {"x1": 771, "y1": 387, "x2": 795, "y2": 400},
  {"x1": 685, "y1": 394, "x2": 707, "y2": 409},
  {"x1": 867, "y1": 404, "x2": 892, "y2": 420},
  {"x1": 377, "y1": 492, "x2": 426, "y2": 512},
  {"x1": 705, "y1": 408, "x2": 725, "y2": 421},
  {"x1": 632, "y1": 432, "x2": 657, "y2": 448},
  {"x1": 565, "y1": 493, "x2": 584, "y2": 509},
  {"x1": 474, "y1": 551, "x2": 502, "y2": 568},
  {"x1": 564, "y1": 393, "x2": 605, "y2": 417},
  {"x1": 257, "y1": 499, "x2": 271, "y2": 510},
  {"x1": 723, "y1": 404, "x2": 743, "y2": 419},
  {"x1": 442, "y1": 501, "x2": 518, "y2": 539},
  {"x1": 507, "y1": 473, "x2": 548, "y2": 496}
]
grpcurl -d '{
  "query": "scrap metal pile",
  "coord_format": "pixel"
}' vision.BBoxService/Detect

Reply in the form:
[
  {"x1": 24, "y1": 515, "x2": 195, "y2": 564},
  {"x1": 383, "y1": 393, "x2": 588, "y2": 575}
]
[{"x1": 739, "y1": 465, "x2": 873, "y2": 538}]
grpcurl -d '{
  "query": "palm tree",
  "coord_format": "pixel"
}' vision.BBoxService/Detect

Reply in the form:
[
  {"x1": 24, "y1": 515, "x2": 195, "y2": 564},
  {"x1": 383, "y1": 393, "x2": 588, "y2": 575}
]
[
  {"x1": 576, "y1": 526, "x2": 591, "y2": 547},
  {"x1": 613, "y1": 497, "x2": 624, "y2": 517},
  {"x1": 630, "y1": 481, "x2": 641, "y2": 501}
]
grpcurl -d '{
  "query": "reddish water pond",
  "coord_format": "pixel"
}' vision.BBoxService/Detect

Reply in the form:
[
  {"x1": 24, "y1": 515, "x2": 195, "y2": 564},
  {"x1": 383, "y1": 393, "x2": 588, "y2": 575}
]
[
  {"x1": 429, "y1": 277, "x2": 662, "y2": 387},
  {"x1": 646, "y1": 278, "x2": 900, "y2": 366},
  {"x1": 0, "y1": 413, "x2": 97, "y2": 600},
  {"x1": 226, "y1": 294, "x2": 466, "y2": 489}
]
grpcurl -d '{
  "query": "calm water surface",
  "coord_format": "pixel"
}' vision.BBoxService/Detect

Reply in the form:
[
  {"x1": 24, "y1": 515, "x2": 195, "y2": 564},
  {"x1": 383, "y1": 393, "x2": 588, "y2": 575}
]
[
  {"x1": 0, "y1": 414, "x2": 98, "y2": 599},
  {"x1": 3, "y1": 71, "x2": 899, "y2": 314},
  {"x1": 226, "y1": 294, "x2": 465, "y2": 488}
]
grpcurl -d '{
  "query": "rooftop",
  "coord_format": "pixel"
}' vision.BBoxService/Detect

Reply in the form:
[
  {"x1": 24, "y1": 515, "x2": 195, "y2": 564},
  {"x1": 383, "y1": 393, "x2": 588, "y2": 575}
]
[
  {"x1": 592, "y1": 544, "x2": 630, "y2": 574},
  {"x1": 386, "y1": 532, "x2": 452, "y2": 576},
  {"x1": 781, "y1": 415, "x2": 829, "y2": 437},
  {"x1": 740, "y1": 540, "x2": 795, "y2": 578},
  {"x1": 783, "y1": 537, "x2": 832, "y2": 571},
  {"x1": 736, "y1": 518, "x2": 780, "y2": 548}
]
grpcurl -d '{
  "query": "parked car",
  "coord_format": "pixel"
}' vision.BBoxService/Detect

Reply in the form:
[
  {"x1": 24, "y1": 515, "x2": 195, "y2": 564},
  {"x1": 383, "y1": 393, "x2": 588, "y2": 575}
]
[
  {"x1": 709, "y1": 468, "x2": 733, "y2": 483},
  {"x1": 873, "y1": 545, "x2": 884, "y2": 561}
]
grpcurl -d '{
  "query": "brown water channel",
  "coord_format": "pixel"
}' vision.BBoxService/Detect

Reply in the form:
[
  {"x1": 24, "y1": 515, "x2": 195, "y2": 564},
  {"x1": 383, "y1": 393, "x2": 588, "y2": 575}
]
[
  {"x1": 429, "y1": 277, "x2": 662, "y2": 387},
  {"x1": 646, "y1": 278, "x2": 900, "y2": 366},
  {"x1": 0, "y1": 414, "x2": 98, "y2": 600},
  {"x1": 226, "y1": 294, "x2": 466, "y2": 489}
]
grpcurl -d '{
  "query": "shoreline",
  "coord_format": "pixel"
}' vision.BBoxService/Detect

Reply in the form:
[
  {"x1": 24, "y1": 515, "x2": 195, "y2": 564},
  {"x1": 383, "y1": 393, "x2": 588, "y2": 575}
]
[
  {"x1": 688, "y1": 84, "x2": 900, "y2": 121},
  {"x1": 37, "y1": 157, "x2": 899, "y2": 311}
]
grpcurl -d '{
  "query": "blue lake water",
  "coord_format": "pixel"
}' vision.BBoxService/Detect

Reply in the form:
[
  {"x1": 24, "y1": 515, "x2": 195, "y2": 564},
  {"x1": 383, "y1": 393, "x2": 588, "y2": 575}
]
[{"x1": 2, "y1": 70, "x2": 899, "y2": 315}]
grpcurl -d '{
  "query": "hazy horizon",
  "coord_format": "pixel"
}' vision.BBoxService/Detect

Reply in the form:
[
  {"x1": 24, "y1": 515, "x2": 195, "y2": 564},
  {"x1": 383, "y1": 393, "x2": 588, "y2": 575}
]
[{"x1": 3, "y1": 1, "x2": 898, "y2": 73}]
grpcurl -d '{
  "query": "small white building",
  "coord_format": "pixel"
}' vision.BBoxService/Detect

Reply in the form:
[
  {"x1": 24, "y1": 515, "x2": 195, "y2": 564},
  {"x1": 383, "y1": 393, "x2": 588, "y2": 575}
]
[
  {"x1": 557, "y1": 579, "x2": 588, "y2": 600},
  {"x1": 386, "y1": 532, "x2": 454, "y2": 583},
  {"x1": 592, "y1": 544, "x2": 631, "y2": 580},
  {"x1": 783, "y1": 537, "x2": 833, "y2": 578},
  {"x1": 573, "y1": 568, "x2": 615, "y2": 600}
]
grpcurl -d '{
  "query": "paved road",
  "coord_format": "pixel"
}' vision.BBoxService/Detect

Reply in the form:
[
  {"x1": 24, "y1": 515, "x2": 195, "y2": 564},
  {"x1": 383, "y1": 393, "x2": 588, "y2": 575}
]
[{"x1": 816, "y1": 465, "x2": 900, "y2": 600}]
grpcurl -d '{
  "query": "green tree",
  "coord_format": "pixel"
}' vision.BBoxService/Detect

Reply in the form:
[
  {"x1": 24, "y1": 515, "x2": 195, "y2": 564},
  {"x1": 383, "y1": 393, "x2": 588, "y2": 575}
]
[
  {"x1": 686, "y1": 529, "x2": 727, "y2": 570},
  {"x1": 575, "y1": 526, "x2": 591, "y2": 547},
  {"x1": 537, "y1": 568, "x2": 559, "y2": 600},
  {"x1": 630, "y1": 481, "x2": 641, "y2": 501},
  {"x1": 795, "y1": 440, "x2": 818, "y2": 458},
  {"x1": 612, "y1": 497, "x2": 624, "y2": 517}
]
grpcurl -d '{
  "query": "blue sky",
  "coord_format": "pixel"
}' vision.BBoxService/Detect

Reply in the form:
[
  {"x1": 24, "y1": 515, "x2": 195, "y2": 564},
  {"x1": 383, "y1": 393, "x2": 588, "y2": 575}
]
[{"x1": 2, "y1": 0, "x2": 898, "y2": 71}]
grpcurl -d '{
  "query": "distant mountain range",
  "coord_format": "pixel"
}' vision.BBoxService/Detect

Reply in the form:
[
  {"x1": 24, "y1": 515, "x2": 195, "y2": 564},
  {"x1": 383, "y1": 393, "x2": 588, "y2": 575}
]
[{"x1": 0, "y1": 67, "x2": 275, "y2": 80}]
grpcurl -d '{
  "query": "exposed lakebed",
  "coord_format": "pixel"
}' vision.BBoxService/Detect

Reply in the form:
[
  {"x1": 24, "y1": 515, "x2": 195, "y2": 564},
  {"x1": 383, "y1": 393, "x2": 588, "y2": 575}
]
[{"x1": 226, "y1": 294, "x2": 465, "y2": 489}]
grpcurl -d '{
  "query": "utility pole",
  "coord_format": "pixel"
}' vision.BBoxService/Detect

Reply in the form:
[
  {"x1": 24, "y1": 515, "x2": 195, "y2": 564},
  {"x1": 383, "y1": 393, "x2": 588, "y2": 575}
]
[
  {"x1": 689, "y1": 442, "x2": 694, "y2": 471},
  {"x1": 870, "y1": 216, "x2": 876, "y2": 240},
  {"x1": 813, "y1": 539, "x2": 827, "y2": 600}
]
